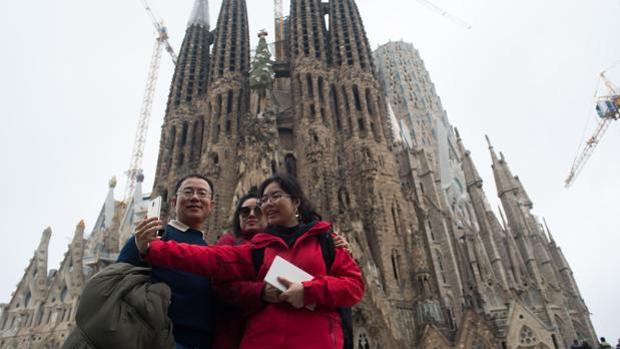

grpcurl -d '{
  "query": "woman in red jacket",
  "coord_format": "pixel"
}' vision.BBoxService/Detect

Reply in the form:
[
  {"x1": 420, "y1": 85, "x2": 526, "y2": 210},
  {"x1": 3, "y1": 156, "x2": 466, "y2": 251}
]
[
  {"x1": 137, "y1": 174, "x2": 364, "y2": 349},
  {"x1": 213, "y1": 190, "x2": 353, "y2": 349}
]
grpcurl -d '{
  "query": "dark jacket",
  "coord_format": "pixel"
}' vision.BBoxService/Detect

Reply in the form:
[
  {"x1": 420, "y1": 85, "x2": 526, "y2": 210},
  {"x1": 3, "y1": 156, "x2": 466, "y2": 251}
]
[
  {"x1": 117, "y1": 222, "x2": 215, "y2": 348},
  {"x1": 62, "y1": 263, "x2": 174, "y2": 349},
  {"x1": 145, "y1": 220, "x2": 365, "y2": 349}
]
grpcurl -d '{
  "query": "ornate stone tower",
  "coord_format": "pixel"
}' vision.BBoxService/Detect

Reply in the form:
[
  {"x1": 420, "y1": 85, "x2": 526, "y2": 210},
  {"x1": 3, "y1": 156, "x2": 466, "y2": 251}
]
[{"x1": 153, "y1": 0, "x2": 213, "y2": 215}]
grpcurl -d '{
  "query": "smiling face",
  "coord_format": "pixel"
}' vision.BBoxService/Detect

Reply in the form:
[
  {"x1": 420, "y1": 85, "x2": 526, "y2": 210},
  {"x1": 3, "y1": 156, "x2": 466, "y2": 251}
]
[
  {"x1": 172, "y1": 177, "x2": 214, "y2": 229},
  {"x1": 238, "y1": 197, "x2": 267, "y2": 233},
  {"x1": 260, "y1": 182, "x2": 300, "y2": 228}
]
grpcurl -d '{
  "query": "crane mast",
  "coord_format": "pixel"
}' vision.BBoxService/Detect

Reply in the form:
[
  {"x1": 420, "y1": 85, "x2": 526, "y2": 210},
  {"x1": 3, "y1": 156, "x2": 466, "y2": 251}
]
[
  {"x1": 565, "y1": 69, "x2": 620, "y2": 187},
  {"x1": 274, "y1": 0, "x2": 285, "y2": 60},
  {"x1": 123, "y1": 0, "x2": 178, "y2": 202}
]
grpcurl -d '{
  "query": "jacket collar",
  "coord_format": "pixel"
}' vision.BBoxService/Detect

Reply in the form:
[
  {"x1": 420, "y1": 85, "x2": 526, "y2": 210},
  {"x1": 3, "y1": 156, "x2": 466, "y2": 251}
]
[
  {"x1": 169, "y1": 219, "x2": 205, "y2": 235},
  {"x1": 251, "y1": 220, "x2": 331, "y2": 249}
]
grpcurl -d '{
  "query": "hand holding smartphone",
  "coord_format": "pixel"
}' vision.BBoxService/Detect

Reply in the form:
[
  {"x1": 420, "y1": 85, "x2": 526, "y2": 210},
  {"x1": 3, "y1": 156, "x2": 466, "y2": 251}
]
[{"x1": 147, "y1": 197, "x2": 165, "y2": 237}]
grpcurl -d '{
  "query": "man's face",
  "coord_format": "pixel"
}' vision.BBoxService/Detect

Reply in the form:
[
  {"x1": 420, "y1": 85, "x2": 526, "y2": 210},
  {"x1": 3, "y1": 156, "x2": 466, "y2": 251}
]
[{"x1": 172, "y1": 177, "x2": 213, "y2": 226}]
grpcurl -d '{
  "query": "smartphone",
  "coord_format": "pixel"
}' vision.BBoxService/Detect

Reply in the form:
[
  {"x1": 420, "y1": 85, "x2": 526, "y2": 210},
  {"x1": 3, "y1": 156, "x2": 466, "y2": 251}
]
[
  {"x1": 147, "y1": 196, "x2": 162, "y2": 219},
  {"x1": 147, "y1": 196, "x2": 165, "y2": 237}
]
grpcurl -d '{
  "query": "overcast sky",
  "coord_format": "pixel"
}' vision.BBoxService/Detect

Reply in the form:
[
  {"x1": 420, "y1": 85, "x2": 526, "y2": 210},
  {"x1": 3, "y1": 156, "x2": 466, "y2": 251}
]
[{"x1": 0, "y1": 0, "x2": 618, "y2": 341}]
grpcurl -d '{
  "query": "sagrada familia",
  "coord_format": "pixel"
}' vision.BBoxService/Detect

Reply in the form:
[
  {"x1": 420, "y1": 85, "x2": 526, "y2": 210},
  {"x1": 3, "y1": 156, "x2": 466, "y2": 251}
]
[{"x1": 0, "y1": 0, "x2": 598, "y2": 348}]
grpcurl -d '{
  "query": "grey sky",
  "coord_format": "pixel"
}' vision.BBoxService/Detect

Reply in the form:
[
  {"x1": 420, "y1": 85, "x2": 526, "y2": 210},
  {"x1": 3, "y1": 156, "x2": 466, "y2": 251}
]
[{"x1": 0, "y1": 0, "x2": 618, "y2": 340}]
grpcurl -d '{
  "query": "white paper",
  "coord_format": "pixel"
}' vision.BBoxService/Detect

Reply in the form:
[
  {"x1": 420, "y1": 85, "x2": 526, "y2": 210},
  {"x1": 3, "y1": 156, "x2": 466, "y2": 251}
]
[
  {"x1": 265, "y1": 255, "x2": 314, "y2": 291},
  {"x1": 264, "y1": 256, "x2": 316, "y2": 310}
]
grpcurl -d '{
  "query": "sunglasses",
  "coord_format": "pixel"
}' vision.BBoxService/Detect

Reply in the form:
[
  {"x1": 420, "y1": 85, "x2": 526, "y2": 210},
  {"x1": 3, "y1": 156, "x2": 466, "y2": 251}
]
[{"x1": 239, "y1": 206, "x2": 262, "y2": 219}]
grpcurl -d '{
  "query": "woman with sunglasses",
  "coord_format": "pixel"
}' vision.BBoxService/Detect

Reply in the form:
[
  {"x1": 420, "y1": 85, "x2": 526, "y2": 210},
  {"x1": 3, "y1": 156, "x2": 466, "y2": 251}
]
[
  {"x1": 212, "y1": 192, "x2": 279, "y2": 349},
  {"x1": 136, "y1": 174, "x2": 364, "y2": 349}
]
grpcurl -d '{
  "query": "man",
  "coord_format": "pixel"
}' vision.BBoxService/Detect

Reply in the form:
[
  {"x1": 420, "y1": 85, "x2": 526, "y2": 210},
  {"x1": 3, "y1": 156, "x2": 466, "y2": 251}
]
[
  {"x1": 118, "y1": 174, "x2": 215, "y2": 349},
  {"x1": 572, "y1": 340, "x2": 583, "y2": 349}
]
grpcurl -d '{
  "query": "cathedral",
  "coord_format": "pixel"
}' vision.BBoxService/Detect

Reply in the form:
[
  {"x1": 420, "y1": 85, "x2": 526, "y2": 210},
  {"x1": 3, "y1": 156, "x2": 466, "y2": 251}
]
[{"x1": 0, "y1": 0, "x2": 599, "y2": 348}]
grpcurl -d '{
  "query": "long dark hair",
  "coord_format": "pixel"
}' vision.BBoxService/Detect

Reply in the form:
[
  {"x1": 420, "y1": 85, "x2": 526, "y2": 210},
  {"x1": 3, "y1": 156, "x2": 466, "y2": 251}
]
[
  {"x1": 258, "y1": 173, "x2": 321, "y2": 224},
  {"x1": 232, "y1": 192, "x2": 259, "y2": 238}
]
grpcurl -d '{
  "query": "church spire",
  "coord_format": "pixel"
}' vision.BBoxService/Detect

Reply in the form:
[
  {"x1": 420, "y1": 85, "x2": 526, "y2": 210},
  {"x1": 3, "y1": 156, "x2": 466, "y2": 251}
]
[
  {"x1": 487, "y1": 135, "x2": 518, "y2": 196},
  {"x1": 208, "y1": 0, "x2": 250, "y2": 82},
  {"x1": 188, "y1": 0, "x2": 210, "y2": 28},
  {"x1": 30, "y1": 227, "x2": 52, "y2": 300},
  {"x1": 329, "y1": 0, "x2": 375, "y2": 73},
  {"x1": 289, "y1": 0, "x2": 330, "y2": 63},
  {"x1": 164, "y1": 0, "x2": 212, "y2": 113},
  {"x1": 455, "y1": 128, "x2": 483, "y2": 188}
]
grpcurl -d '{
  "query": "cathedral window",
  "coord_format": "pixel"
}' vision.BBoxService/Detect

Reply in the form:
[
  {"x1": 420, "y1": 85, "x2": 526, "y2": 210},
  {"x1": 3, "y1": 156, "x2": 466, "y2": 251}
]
[
  {"x1": 227, "y1": 90, "x2": 234, "y2": 114},
  {"x1": 358, "y1": 118, "x2": 365, "y2": 134},
  {"x1": 211, "y1": 153, "x2": 219, "y2": 165},
  {"x1": 329, "y1": 85, "x2": 342, "y2": 131},
  {"x1": 181, "y1": 122, "x2": 189, "y2": 146},
  {"x1": 518, "y1": 326, "x2": 537, "y2": 346},
  {"x1": 24, "y1": 292, "x2": 31, "y2": 307},
  {"x1": 365, "y1": 89, "x2": 374, "y2": 115},
  {"x1": 285, "y1": 154, "x2": 297, "y2": 178},
  {"x1": 190, "y1": 120, "x2": 203, "y2": 163},
  {"x1": 216, "y1": 94, "x2": 223, "y2": 117},
  {"x1": 353, "y1": 85, "x2": 362, "y2": 111},
  {"x1": 391, "y1": 249, "x2": 401, "y2": 282},
  {"x1": 318, "y1": 77, "x2": 325, "y2": 101},
  {"x1": 306, "y1": 74, "x2": 314, "y2": 98},
  {"x1": 225, "y1": 120, "x2": 231, "y2": 135}
]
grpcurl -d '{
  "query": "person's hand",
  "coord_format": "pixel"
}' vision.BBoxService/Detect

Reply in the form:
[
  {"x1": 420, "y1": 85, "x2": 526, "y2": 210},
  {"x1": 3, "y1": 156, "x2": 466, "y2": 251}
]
[
  {"x1": 262, "y1": 283, "x2": 282, "y2": 303},
  {"x1": 333, "y1": 231, "x2": 352, "y2": 254},
  {"x1": 134, "y1": 217, "x2": 164, "y2": 256},
  {"x1": 278, "y1": 277, "x2": 305, "y2": 309}
]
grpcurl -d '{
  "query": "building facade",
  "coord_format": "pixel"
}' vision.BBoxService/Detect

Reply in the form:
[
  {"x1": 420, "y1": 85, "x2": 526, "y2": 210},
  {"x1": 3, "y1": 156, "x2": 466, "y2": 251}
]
[{"x1": 0, "y1": 0, "x2": 598, "y2": 348}]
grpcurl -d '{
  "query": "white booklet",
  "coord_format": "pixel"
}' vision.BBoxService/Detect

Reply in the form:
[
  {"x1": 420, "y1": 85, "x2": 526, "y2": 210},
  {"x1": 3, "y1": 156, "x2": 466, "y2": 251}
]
[{"x1": 264, "y1": 255, "x2": 316, "y2": 310}]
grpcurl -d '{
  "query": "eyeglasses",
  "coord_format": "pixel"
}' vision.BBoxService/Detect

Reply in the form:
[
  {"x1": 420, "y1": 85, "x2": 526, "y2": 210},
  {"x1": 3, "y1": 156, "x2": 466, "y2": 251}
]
[
  {"x1": 258, "y1": 191, "x2": 291, "y2": 206},
  {"x1": 239, "y1": 206, "x2": 262, "y2": 219},
  {"x1": 178, "y1": 187, "x2": 212, "y2": 199}
]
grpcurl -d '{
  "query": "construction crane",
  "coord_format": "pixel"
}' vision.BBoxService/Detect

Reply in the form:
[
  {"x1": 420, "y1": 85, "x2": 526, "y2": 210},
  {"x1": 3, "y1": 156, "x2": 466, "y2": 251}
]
[
  {"x1": 274, "y1": 0, "x2": 286, "y2": 60},
  {"x1": 414, "y1": 0, "x2": 472, "y2": 30},
  {"x1": 565, "y1": 67, "x2": 620, "y2": 187},
  {"x1": 123, "y1": 0, "x2": 178, "y2": 202}
]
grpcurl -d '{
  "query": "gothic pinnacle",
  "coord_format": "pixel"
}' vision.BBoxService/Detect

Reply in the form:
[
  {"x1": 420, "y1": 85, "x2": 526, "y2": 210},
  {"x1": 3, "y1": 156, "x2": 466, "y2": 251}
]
[
  {"x1": 109, "y1": 176, "x2": 117, "y2": 189},
  {"x1": 485, "y1": 134, "x2": 493, "y2": 149}
]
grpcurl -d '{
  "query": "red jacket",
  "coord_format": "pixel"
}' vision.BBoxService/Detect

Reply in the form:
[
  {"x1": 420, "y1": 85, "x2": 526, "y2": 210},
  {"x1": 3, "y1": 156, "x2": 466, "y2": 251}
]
[
  {"x1": 211, "y1": 232, "x2": 261, "y2": 349},
  {"x1": 146, "y1": 221, "x2": 364, "y2": 349}
]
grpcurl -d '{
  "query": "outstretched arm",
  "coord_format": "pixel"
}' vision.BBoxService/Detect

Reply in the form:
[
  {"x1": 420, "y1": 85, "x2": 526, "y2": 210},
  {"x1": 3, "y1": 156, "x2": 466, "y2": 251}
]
[{"x1": 144, "y1": 239, "x2": 255, "y2": 282}]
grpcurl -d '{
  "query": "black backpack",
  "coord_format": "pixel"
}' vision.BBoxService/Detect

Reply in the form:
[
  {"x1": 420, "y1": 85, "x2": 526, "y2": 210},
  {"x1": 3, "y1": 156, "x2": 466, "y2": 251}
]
[{"x1": 251, "y1": 232, "x2": 353, "y2": 349}]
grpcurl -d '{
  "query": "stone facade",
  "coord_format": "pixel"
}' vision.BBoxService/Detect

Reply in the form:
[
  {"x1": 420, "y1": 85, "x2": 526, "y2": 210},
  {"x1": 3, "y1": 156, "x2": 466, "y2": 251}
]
[{"x1": 0, "y1": 0, "x2": 598, "y2": 348}]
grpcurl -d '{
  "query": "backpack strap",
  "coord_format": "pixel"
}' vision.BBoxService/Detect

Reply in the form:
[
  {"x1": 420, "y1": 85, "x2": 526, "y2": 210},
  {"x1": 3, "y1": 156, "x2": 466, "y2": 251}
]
[
  {"x1": 318, "y1": 231, "x2": 336, "y2": 274},
  {"x1": 251, "y1": 248, "x2": 264, "y2": 275}
]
